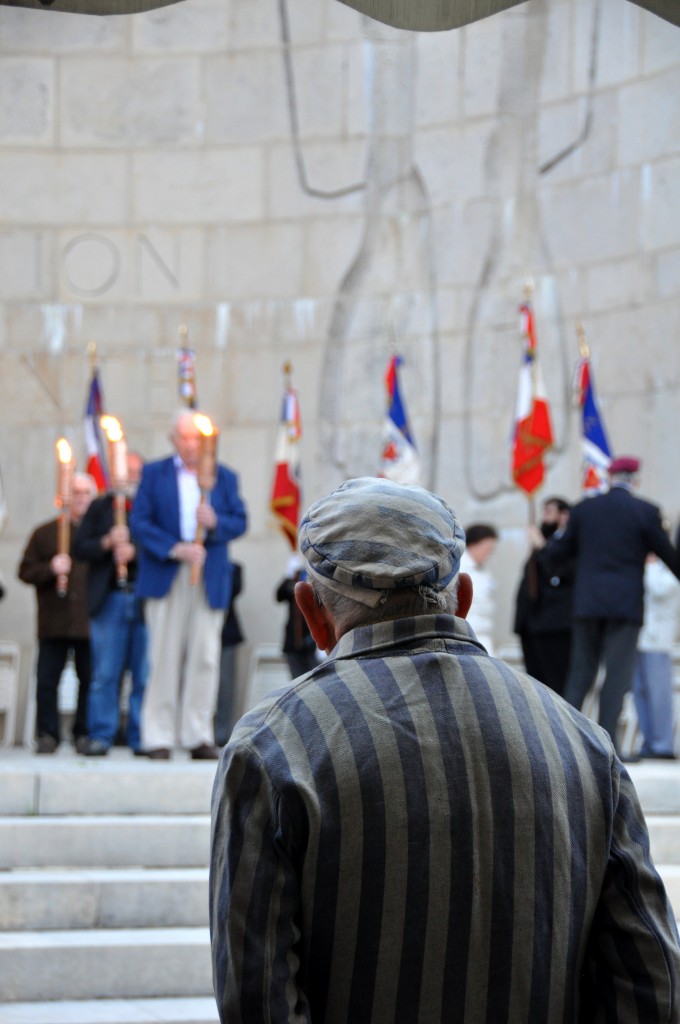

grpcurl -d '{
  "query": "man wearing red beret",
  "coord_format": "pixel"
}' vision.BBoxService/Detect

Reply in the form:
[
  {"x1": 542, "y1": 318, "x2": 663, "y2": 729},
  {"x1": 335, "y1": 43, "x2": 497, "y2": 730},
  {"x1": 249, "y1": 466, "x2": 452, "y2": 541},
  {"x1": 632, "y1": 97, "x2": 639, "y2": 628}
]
[{"x1": 545, "y1": 456, "x2": 680, "y2": 753}]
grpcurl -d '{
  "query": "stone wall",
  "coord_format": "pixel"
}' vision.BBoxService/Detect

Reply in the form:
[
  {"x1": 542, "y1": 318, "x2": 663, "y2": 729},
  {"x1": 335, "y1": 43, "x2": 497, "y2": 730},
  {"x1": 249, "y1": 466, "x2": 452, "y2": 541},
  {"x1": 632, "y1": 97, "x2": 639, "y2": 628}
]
[{"x1": 0, "y1": 0, "x2": 678, "y2": 740}]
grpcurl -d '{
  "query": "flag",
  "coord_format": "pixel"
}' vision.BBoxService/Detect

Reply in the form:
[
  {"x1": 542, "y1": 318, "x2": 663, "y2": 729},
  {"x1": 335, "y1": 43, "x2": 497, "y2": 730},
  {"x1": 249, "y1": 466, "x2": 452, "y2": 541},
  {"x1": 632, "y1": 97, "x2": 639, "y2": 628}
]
[
  {"x1": 84, "y1": 369, "x2": 109, "y2": 492},
  {"x1": 177, "y1": 344, "x2": 197, "y2": 408},
  {"x1": 575, "y1": 349, "x2": 611, "y2": 492},
  {"x1": 379, "y1": 355, "x2": 421, "y2": 485},
  {"x1": 511, "y1": 302, "x2": 554, "y2": 496},
  {"x1": 271, "y1": 381, "x2": 302, "y2": 550}
]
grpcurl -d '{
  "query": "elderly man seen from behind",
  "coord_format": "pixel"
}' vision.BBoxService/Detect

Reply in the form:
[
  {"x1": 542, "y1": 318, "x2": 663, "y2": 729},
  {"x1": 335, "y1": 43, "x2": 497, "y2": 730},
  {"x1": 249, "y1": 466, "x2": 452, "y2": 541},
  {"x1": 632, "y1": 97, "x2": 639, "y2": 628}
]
[{"x1": 210, "y1": 477, "x2": 679, "y2": 1024}]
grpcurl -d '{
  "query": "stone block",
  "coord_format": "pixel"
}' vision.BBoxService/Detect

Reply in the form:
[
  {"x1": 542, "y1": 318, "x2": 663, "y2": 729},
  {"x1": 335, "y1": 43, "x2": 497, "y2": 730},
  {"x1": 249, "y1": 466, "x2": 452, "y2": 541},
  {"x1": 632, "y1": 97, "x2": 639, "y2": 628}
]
[
  {"x1": 203, "y1": 52, "x2": 289, "y2": 145},
  {"x1": 642, "y1": 156, "x2": 680, "y2": 250},
  {"x1": 585, "y1": 257, "x2": 653, "y2": 313},
  {"x1": 655, "y1": 247, "x2": 680, "y2": 299},
  {"x1": 539, "y1": 0, "x2": 571, "y2": 104},
  {"x1": 578, "y1": 91, "x2": 619, "y2": 179},
  {"x1": 594, "y1": 0, "x2": 641, "y2": 88},
  {"x1": 0, "y1": 774, "x2": 36, "y2": 816},
  {"x1": 206, "y1": 223, "x2": 305, "y2": 301},
  {"x1": 646, "y1": 816, "x2": 680, "y2": 865},
  {"x1": 415, "y1": 123, "x2": 491, "y2": 206},
  {"x1": 642, "y1": 10, "x2": 680, "y2": 74},
  {"x1": 618, "y1": 68, "x2": 680, "y2": 168},
  {"x1": 0, "y1": 928, "x2": 213, "y2": 1002},
  {"x1": 287, "y1": 45, "x2": 347, "y2": 140},
  {"x1": 539, "y1": 170, "x2": 640, "y2": 266},
  {"x1": 60, "y1": 58, "x2": 202, "y2": 148},
  {"x1": 0, "y1": 817, "x2": 211, "y2": 870},
  {"x1": 0, "y1": 230, "x2": 55, "y2": 302},
  {"x1": 462, "y1": 14, "x2": 505, "y2": 119},
  {"x1": 228, "y1": 0, "x2": 280, "y2": 50},
  {"x1": 133, "y1": 148, "x2": 264, "y2": 225},
  {"x1": 415, "y1": 31, "x2": 461, "y2": 129},
  {"x1": 304, "y1": 216, "x2": 364, "y2": 295},
  {"x1": 0, "y1": 8, "x2": 126, "y2": 53},
  {"x1": 133, "y1": 0, "x2": 229, "y2": 53},
  {"x1": 432, "y1": 200, "x2": 495, "y2": 287},
  {"x1": 326, "y1": 0, "x2": 365, "y2": 42},
  {"x1": 537, "y1": 99, "x2": 582, "y2": 183},
  {"x1": 345, "y1": 42, "x2": 369, "y2": 138},
  {"x1": 0, "y1": 868, "x2": 208, "y2": 933},
  {"x1": 0, "y1": 59, "x2": 54, "y2": 147},
  {"x1": 0, "y1": 153, "x2": 127, "y2": 226},
  {"x1": 267, "y1": 141, "x2": 366, "y2": 220},
  {"x1": 37, "y1": 767, "x2": 214, "y2": 816},
  {"x1": 287, "y1": 0, "x2": 326, "y2": 45}
]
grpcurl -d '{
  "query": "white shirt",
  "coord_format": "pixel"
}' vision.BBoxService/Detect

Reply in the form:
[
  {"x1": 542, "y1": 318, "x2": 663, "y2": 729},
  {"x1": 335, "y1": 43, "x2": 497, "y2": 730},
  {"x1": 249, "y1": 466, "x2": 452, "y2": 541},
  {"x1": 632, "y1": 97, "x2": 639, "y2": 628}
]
[
  {"x1": 460, "y1": 549, "x2": 496, "y2": 655},
  {"x1": 174, "y1": 455, "x2": 201, "y2": 541}
]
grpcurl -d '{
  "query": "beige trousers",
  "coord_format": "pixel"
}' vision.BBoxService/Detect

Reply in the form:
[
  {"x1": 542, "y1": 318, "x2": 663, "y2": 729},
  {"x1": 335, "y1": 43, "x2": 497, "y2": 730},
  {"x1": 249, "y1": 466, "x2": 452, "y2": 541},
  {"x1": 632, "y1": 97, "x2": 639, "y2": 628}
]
[{"x1": 141, "y1": 564, "x2": 222, "y2": 751}]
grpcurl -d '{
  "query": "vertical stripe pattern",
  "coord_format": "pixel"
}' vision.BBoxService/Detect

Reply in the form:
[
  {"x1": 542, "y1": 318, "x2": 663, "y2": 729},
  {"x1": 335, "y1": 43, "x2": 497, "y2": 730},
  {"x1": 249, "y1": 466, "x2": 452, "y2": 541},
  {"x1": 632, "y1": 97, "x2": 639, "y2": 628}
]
[{"x1": 210, "y1": 615, "x2": 680, "y2": 1023}]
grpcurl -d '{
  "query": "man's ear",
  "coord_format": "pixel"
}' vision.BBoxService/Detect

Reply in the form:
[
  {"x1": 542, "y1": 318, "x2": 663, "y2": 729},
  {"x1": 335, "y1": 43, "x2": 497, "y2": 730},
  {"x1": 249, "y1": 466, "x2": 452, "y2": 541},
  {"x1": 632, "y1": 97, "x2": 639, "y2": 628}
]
[
  {"x1": 295, "y1": 580, "x2": 335, "y2": 653},
  {"x1": 456, "y1": 572, "x2": 473, "y2": 620}
]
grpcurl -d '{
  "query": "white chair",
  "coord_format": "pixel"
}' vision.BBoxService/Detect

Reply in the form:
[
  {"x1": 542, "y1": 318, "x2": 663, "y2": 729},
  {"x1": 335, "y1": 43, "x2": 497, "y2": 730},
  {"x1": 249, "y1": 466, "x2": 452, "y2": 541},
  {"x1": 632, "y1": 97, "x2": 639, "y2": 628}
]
[{"x1": 0, "y1": 642, "x2": 20, "y2": 749}]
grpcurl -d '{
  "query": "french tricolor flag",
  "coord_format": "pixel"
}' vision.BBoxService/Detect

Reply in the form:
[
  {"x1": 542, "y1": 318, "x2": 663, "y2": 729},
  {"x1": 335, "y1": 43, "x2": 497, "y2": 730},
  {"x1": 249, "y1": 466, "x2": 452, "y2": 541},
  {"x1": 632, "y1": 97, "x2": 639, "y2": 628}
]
[
  {"x1": 84, "y1": 369, "x2": 110, "y2": 492},
  {"x1": 379, "y1": 355, "x2": 421, "y2": 486}
]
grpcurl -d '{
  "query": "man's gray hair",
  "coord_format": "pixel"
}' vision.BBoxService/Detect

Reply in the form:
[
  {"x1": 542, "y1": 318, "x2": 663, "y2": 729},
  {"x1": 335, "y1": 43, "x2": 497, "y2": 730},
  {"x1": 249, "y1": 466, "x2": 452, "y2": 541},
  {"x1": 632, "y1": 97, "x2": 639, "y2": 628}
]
[{"x1": 313, "y1": 576, "x2": 460, "y2": 634}]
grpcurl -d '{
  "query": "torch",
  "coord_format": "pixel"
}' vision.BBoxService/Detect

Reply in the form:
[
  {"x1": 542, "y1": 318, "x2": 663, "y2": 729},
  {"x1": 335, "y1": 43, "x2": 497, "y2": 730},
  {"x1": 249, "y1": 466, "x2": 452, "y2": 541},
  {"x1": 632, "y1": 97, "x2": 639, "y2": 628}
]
[
  {"x1": 55, "y1": 438, "x2": 74, "y2": 598},
  {"x1": 101, "y1": 415, "x2": 129, "y2": 587},
  {"x1": 192, "y1": 413, "x2": 218, "y2": 586}
]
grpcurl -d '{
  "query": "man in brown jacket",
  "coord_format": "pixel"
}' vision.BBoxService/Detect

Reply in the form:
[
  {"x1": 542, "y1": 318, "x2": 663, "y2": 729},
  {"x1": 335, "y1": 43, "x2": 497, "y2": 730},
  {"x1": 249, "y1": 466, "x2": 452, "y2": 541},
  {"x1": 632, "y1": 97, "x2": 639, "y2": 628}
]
[{"x1": 18, "y1": 473, "x2": 96, "y2": 753}]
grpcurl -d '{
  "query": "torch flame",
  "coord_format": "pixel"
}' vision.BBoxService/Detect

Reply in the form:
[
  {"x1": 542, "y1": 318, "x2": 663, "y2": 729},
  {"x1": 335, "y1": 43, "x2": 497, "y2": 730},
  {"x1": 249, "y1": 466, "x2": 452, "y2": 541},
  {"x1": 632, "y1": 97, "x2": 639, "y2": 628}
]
[
  {"x1": 56, "y1": 438, "x2": 72, "y2": 464},
  {"x1": 101, "y1": 415, "x2": 124, "y2": 443},
  {"x1": 194, "y1": 414, "x2": 214, "y2": 437}
]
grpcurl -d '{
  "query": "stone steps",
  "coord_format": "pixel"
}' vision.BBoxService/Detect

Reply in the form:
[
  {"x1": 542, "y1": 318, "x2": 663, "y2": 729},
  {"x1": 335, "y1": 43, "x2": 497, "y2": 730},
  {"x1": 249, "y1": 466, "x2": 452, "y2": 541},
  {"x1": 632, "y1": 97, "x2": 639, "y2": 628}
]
[
  {"x1": 0, "y1": 867, "x2": 208, "y2": 931},
  {"x1": 0, "y1": 816, "x2": 210, "y2": 869},
  {"x1": 0, "y1": 753, "x2": 677, "y2": 1024},
  {"x1": 0, "y1": 997, "x2": 218, "y2": 1024}
]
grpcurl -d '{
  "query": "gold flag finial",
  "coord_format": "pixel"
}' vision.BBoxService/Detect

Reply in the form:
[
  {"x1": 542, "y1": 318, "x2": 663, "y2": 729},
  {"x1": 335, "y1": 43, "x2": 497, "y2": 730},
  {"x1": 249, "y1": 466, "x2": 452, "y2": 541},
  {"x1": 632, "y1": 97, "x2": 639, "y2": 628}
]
[
  {"x1": 577, "y1": 321, "x2": 590, "y2": 359},
  {"x1": 178, "y1": 324, "x2": 188, "y2": 342},
  {"x1": 523, "y1": 276, "x2": 534, "y2": 300},
  {"x1": 87, "y1": 341, "x2": 97, "y2": 371}
]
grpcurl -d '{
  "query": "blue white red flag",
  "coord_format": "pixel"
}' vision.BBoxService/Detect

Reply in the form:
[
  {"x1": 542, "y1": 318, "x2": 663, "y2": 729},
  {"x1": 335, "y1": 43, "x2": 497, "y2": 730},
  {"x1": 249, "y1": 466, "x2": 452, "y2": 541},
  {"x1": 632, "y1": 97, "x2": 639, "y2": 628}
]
[
  {"x1": 379, "y1": 355, "x2": 421, "y2": 485},
  {"x1": 511, "y1": 302, "x2": 554, "y2": 496},
  {"x1": 84, "y1": 369, "x2": 109, "y2": 491},
  {"x1": 575, "y1": 351, "x2": 611, "y2": 492},
  {"x1": 271, "y1": 383, "x2": 302, "y2": 550}
]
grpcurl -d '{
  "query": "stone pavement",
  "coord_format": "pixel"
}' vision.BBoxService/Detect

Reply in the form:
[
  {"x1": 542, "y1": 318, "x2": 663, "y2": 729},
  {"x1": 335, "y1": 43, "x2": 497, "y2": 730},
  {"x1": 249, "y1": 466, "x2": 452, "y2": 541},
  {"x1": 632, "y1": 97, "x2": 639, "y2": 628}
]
[{"x1": 0, "y1": 745, "x2": 678, "y2": 1024}]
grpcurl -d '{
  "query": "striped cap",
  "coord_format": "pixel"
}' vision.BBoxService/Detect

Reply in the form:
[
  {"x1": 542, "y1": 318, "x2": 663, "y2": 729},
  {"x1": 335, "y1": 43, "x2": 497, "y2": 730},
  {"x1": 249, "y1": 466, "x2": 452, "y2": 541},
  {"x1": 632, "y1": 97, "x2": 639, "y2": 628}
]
[{"x1": 299, "y1": 477, "x2": 465, "y2": 607}]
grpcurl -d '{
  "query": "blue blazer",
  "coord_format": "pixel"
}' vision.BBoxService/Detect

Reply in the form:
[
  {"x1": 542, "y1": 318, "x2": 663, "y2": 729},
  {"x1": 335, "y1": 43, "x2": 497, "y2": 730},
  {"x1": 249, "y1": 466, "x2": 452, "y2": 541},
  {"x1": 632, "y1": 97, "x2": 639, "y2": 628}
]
[
  {"x1": 550, "y1": 485, "x2": 679, "y2": 624},
  {"x1": 130, "y1": 456, "x2": 247, "y2": 610}
]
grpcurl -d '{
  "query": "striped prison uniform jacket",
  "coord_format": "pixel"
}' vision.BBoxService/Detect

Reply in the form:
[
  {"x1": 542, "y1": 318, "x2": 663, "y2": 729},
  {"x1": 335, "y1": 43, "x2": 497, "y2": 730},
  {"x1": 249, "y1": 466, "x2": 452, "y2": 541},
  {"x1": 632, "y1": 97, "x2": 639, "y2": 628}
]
[{"x1": 210, "y1": 614, "x2": 680, "y2": 1023}]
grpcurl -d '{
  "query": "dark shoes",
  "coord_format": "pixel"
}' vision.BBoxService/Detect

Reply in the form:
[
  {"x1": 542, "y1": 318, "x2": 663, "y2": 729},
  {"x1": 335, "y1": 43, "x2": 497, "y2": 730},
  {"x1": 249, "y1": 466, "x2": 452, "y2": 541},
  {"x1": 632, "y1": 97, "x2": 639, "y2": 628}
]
[
  {"x1": 36, "y1": 735, "x2": 58, "y2": 755},
  {"x1": 190, "y1": 744, "x2": 220, "y2": 761},
  {"x1": 145, "y1": 748, "x2": 171, "y2": 760},
  {"x1": 82, "y1": 739, "x2": 110, "y2": 757}
]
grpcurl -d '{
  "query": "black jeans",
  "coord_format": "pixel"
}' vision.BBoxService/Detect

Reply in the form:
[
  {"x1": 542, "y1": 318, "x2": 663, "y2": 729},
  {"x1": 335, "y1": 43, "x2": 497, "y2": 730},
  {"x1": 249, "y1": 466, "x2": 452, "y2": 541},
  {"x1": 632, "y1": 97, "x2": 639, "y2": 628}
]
[
  {"x1": 562, "y1": 618, "x2": 640, "y2": 750},
  {"x1": 36, "y1": 637, "x2": 91, "y2": 743}
]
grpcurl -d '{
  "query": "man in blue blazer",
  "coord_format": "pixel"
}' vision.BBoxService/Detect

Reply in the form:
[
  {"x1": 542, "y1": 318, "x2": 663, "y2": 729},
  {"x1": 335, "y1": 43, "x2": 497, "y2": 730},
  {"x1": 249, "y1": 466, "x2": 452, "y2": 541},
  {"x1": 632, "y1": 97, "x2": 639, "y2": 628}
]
[
  {"x1": 548, "y1": 456, "x2": 679, "y2": 752},
  {"x1": 130, "y1": 409, "x2": 247, "y2": 759}
]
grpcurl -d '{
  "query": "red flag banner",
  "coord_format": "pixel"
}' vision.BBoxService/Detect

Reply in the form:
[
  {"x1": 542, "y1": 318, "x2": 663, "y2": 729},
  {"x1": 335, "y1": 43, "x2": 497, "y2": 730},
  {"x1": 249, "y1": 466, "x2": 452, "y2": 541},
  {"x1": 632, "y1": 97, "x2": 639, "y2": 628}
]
[
  {"x1": 270, "y1": 380, "x2": 302, "y2": 550},
  {"x1": 511, "y1": 302, "x2": 554, "y2": 496}
]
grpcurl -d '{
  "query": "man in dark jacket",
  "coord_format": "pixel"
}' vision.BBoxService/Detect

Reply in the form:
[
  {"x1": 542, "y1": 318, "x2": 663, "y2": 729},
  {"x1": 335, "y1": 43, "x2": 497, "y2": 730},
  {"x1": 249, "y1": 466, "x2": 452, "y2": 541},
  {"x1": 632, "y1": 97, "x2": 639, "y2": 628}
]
[
  {"x1": 514, "y1": 496, "x2": 573, "y2": 695},
  {"x1": 549, "y1": 456, "x2": 680, "y2": 748},
  {"x1": 18, "y1": 473, "x2": 96, "y2": 753},
  {"x1": 74, "y1": 451, "x2": 147, "y2": 756}
]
